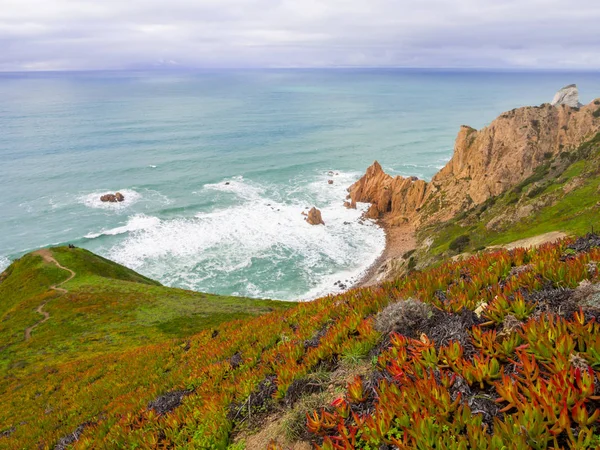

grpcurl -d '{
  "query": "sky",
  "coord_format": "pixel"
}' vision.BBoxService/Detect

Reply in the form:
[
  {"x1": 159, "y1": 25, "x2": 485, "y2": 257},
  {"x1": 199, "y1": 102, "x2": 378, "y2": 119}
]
[{"x1": 1, "y1": 0, "x2": 600, "y2": 71}]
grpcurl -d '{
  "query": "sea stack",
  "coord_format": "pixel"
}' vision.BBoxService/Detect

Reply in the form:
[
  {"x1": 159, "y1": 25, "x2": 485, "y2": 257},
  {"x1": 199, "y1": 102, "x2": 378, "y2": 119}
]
[
  {"x1": 306, "y1": 207, "x2": 325, "y2": 225},
  {"x1": 551, "y1": 84, "x2": 582, "y2": 108}
]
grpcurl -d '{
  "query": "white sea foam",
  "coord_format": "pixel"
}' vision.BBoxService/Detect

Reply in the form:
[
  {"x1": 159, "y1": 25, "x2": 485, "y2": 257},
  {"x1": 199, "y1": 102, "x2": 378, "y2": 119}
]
[
  {"x1": 109, "y1": 171, "x2": 385, "y2": 301},
  {"x1": 85, "y1": 214, "x2": 161, "y2": 239},
  {"x1": 203, "y1": 176, "x2": 267, "y2": 200},
  {"x1": 0, "y1": 255, "x2": 10, "y2": 273},
  {"x1": 79, "y1": 189, "x2": 142, "y2": 210}
]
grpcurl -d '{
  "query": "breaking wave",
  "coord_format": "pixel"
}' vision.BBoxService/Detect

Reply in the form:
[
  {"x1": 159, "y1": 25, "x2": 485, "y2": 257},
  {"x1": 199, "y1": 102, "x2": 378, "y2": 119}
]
[{"x1": 108, "y1": 172, "x2": 385, "y2": 300}]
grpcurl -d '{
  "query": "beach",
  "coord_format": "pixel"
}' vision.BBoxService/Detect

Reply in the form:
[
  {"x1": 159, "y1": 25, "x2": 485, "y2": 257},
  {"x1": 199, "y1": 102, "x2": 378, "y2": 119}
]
[{"x1": 355, "y1": 219, "x2": 416, "y2": 287}]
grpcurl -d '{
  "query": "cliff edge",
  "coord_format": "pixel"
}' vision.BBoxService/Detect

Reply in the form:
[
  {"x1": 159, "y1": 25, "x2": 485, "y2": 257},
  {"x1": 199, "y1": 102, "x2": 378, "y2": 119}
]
[{"x1": 349, "y1": 87, "x2": 600, "y2": 227}]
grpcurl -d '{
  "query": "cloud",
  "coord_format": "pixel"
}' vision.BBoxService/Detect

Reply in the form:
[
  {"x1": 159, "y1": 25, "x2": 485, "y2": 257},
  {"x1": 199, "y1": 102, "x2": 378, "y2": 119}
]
[{"x1": 1, "y1": 0, "x2": 600, "y2": 70}]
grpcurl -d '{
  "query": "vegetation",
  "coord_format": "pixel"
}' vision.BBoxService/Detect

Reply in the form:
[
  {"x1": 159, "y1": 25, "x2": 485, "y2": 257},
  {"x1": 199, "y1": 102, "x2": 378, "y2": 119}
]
[
  {"x1": 0, "y1": 247, "x2": 291, "y2": 377},
  {"x1": 2, "y1": 232, "x2": 600, "y2": 448},
  {"x1": 449, "y1": 234, "x2": 471, "y2": 253},
  {"x1": 305, "y1": 237, "x2": 600, "y2": 449}
]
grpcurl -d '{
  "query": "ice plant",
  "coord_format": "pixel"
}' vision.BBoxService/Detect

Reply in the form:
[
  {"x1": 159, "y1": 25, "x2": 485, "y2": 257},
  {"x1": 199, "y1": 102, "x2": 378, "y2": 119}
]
[{"x1": 346, "y1": 375, "x2": 367, "y2": 403}]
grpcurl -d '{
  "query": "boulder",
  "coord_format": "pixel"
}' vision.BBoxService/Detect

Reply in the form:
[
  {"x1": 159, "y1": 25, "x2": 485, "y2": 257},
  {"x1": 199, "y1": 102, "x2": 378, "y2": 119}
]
[
  {"x1": 306, "y1": 207, "x2": 325, "y2": 225},
  {"x1": 100, "y1": 192, "x2": 125, "y2": 203},
  {"x1": 551, "y1": 84, "x2": 582, "y2": 108},
  {"x1": 328, "y1": 180, "x2": 334, "y2": 185},
  {"x1": 100, "y1": 194, "x2": 115, "y2": 202}
]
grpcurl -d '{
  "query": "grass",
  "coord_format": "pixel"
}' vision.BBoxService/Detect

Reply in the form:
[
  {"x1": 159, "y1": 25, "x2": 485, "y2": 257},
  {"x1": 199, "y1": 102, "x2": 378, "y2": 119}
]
[{"x1": 0, "y1": 247, "x2": 292, "y2": 377}]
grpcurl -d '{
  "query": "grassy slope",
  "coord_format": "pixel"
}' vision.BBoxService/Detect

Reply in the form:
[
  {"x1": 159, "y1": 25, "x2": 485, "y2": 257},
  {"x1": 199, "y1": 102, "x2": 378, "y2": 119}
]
[
  {"x1": 417, "y1": 132, "x2": 600, "y2": 261},
  {"x1": 2, "y1": 236, "x2": 600, "y2": 448},
  {"x1": 0, "y1": 247, "x2": 292, "y2": 376}
]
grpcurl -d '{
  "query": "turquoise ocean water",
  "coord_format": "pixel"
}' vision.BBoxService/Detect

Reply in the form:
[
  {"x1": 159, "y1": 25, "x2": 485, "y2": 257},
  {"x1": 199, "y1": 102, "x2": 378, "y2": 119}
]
[{"x1": 1, "y1": 69, "x2": 599, "y2": 300}]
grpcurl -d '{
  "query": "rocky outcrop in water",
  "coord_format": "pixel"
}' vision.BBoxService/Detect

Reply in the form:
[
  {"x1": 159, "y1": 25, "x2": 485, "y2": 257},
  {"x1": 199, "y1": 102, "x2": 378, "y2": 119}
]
[
  {"x1": 100, "y1": 192, "x2": 125, "y2": 203},
  {"x1": 349, "y1": 92, "x2": 600, "y2": 226},
  {"x1": 306, "y1": 207, "x2": 324, "y2": 225},
  {"x1": 551, "y1": 84, "x2": 582, "y2": 108}
]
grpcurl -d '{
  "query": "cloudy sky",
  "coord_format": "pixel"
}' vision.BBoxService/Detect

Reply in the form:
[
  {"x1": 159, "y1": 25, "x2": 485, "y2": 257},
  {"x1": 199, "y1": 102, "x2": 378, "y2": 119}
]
[{"x1": 2, "y1": 0, "x2": 600, "y2": 71}]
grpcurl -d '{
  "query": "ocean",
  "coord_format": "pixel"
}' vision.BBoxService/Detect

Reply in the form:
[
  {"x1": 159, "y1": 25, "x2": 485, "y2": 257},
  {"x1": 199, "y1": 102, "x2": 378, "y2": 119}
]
[{"x1": 1, "y1": 69, "x2": 599, "y2": 300}]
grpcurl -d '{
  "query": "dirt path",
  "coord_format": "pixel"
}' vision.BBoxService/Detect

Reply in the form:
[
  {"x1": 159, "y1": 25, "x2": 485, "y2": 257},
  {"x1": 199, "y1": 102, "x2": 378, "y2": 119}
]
[
  {"x1": 24, "y1": 249, "x2": 76, "y2": 341},
  {"x1": 488, "y1": 231, "x2": 568, "y2": 251}
]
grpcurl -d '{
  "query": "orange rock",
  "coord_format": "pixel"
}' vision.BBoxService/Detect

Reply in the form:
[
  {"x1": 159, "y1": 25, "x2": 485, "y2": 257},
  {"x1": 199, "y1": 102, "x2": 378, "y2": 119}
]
[
  {"x1": 306, "y1": 207, "x2": 324, "y2": 225},
  {"x1": 348, "y1": 161, "x2": 427, "y2": 221}
]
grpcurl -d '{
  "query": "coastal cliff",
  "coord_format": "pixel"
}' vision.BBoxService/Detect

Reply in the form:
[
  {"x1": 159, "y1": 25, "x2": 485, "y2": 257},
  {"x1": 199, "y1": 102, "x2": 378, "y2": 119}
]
[
  {"x1": 351, "y1": 86, "x2": 600, "y2": 284},
  {"x1": 350, "y1": 88, "x2": 600, "y2": 227}
]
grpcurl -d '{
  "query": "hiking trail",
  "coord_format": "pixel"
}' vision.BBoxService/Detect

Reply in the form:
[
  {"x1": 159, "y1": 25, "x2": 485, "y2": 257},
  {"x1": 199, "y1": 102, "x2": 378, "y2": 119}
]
[{"x1": 24, "y1": 249, "x2": 76, "y2": 341}]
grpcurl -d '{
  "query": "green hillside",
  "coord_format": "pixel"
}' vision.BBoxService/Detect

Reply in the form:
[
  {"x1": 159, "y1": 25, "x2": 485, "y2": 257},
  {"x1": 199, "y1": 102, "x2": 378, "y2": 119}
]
[
  {"x1": 417, "y1": 132, "x2": 600, "y2": 263},
  {"x1": 0, "y1": 247, "x2": 292, "y2": 377},
  {"x1": 2, "y1": 236, "x2": 600, "y2": 448}
]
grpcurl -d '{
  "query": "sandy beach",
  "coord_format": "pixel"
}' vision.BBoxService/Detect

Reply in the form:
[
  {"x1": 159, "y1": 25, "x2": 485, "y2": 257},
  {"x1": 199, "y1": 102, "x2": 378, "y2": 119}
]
[{"x1": 355, "y1": 218, "x2": 416, "y2": 287}]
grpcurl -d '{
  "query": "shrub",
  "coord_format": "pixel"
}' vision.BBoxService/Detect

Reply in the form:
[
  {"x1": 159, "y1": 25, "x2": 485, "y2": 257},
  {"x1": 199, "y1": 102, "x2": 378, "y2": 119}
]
[
  {"x1": 527, "y1": 185, "x2": 546, "y2": 198},
  {"x1": 407, "y1": 257, "x2": 417, "y2": 271},
  {"x1": 593, "y1": 107, "x2": 600, "y2": 118},
  {"x1": 513, "y1": 163, "x2": 550, "y2": 193},
  {"x1": 507, "y1": 194, "x2": 520, "y2": 205},
  {"x1": 449, "y1": 235, "x2": 470, "y2": 253},
  {"x1": 402, "y1": 249, "x2": 416, "y2": 259},
  {"x1": 374, "y1": 298, "x2": 432, "y2": 336}
]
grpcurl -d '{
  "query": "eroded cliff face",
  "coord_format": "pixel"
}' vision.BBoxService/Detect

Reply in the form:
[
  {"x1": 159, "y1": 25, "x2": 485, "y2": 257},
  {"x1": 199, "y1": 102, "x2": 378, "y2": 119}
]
[
  {"x1": 347, "y1": 162, "x2": 427, "y2": 224},
  {"x1": 348, "y1": 96, "x2": 600, "y2": 227}
]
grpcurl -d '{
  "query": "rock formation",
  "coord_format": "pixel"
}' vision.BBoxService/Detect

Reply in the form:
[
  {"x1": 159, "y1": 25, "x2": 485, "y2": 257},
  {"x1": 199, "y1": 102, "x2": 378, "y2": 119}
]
[
  {"x1": 100, "y1": 192, "x2": 125, "y2": 203},
  {"x1": 348, "y1": 161, "x2": 427, "y2": 221},
  {"x1": 306, "y1": 207, "x2": 325, "y2": 225},
  {"x1": 551, "y1": 84, "x2": 582, "y2": 108},
  {"x1": 349, "y1": 93, "x2": 600, "y2": 227}
]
